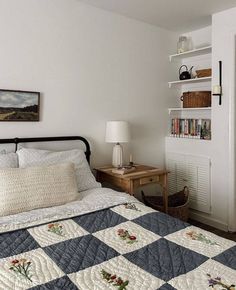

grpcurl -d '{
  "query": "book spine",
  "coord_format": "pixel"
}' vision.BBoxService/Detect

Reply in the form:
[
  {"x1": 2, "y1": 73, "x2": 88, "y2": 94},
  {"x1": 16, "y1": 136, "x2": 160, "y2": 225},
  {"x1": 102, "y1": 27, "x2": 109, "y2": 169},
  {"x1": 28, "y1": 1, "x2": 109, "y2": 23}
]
[
  {"x1": 170, "y1": 119, "x2": 174, "y2": 137},
  {"x1": 192, "y1": 119, "x2": 195, "y2": 138},
  {"x1": 188, "y1": 119, "x2": 190, "y2": 138},
  {"x1": 177, "y1": 119, "x2": 180, "y2": 137},
  {"x1": 198, "y1": 119, "x2": 202, "y2": 139},
  {"x1": 175, "y1": 118, "x2": 178, "y2": 137},
  {"x1": 180, "y1": 119, "x2": 184, "y2": 138},
  {"x1": 194, "y1": 119, "x2": 197, "y2": 138}
]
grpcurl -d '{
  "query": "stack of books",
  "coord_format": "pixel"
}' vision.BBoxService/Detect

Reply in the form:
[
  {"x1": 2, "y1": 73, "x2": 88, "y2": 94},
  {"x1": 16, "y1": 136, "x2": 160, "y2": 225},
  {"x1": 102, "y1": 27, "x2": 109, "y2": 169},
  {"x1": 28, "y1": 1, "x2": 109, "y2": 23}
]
[
  {"x1": 170, "y1": 118, "x2": 211, "y2": 140},
  {"x1": 112, "y1": 166, "x2": 136, "y2": 175}
]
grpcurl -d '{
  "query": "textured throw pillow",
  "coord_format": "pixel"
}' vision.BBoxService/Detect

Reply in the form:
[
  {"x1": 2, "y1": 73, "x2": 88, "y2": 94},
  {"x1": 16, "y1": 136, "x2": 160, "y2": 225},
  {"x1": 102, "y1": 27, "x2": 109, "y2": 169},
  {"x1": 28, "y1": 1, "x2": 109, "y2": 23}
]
[
  {"x1": 17, "y1": 148, "x2": 101, "y2": 192},
  {"x1": 0, "y1": 152, "x2": 18, "y2": 168},
  {"x1": 0, "y1": 163, "x2": 79, "y2": 217}
]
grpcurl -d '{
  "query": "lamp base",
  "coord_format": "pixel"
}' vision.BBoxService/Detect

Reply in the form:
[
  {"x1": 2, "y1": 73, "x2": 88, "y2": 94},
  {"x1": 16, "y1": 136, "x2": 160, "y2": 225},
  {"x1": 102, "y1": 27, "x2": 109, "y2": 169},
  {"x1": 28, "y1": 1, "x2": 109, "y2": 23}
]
[{"x1": 112, "y1": 143, "x2": 123, "y2": 168}]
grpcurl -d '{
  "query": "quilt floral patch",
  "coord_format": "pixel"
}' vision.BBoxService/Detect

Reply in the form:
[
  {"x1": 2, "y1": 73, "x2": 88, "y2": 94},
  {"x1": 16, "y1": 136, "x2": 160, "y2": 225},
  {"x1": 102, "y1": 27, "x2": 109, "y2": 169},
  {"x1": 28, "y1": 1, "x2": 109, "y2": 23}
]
[
  {"x1": 186, "y1": 230, "x2": 219, "y2": 246},
  {"x1": 101, "y1": 269, "x2": 129, "y2": 290},
  {"x1": 207, "y1": 273, "x2": 235, "y2": 290},
  {"x1": 47, "y1": 223, "x2": 64, "y2": 236},
  {"x1": 124, "y1": 203, "x2": 141, "y2": 212},
  {"x1": 117, "y1": 229, "x2": 137, "y2": 244},
  {"x1": 9, "y1": 258, "x2": 33, "y2": 282}
]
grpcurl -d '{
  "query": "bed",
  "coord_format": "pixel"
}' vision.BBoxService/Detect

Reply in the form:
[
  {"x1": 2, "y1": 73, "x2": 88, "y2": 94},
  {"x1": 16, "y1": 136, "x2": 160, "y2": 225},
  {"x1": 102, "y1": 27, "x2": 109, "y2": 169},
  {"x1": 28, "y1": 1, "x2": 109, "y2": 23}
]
[{"x1": 0, "y1": 136, "x2": 235, "y2": 290}]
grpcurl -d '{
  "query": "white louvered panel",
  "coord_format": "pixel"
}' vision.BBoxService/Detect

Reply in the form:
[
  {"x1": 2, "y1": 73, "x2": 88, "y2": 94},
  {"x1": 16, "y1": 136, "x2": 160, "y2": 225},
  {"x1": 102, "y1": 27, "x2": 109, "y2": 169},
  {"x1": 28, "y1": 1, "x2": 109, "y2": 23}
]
[
  {"x1": 190, "y1": 193, "x2": 209, "y2": 202},
  {"x1": 176, "y1": 159, "x2": 187, "y2": 192},
  {"x1": 166, "y1": 153, "x2": 186, "y2": 195},
  {"x1": 166, "y1": 152, "x2": 211, "y2": 214},
  {"x1": 186, "y1": 156, "x2": 211, "y2": 213},
  {"x1": 166, "y1": 159, "x2": 177, "y2": 195}
]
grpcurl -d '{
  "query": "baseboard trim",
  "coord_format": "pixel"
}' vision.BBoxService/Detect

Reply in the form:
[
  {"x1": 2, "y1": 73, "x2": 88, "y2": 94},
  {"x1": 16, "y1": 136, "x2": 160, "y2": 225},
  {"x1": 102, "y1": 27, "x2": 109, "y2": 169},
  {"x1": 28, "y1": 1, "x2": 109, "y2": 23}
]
[{"x1": 189, "y1": 211, "x2": 228, "y2": 232}]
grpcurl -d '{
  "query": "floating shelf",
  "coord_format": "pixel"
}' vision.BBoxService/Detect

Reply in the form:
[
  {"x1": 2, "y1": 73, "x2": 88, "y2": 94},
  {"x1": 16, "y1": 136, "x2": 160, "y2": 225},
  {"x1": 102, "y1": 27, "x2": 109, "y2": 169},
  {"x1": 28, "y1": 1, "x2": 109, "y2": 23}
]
[
  {"x1": 166, "y1": 136, "x2": 211, "y2": 141},
  {"x1": 168, "y1": 77, "x2": 211, "y2": 88},
  {"x1": 169, "y1": 46, "x2": 212, "y2": 62},
  {"x1": 168, "y1": 107, "x2": 211, "y2": 114}
]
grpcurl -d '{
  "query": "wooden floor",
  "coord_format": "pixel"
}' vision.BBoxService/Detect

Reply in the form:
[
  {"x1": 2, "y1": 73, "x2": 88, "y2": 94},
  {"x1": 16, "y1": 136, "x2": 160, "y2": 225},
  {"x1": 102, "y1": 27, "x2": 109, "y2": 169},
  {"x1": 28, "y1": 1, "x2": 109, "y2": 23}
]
[{"x1": 189, "y1": 219, "x2": 236, "y2": 242}]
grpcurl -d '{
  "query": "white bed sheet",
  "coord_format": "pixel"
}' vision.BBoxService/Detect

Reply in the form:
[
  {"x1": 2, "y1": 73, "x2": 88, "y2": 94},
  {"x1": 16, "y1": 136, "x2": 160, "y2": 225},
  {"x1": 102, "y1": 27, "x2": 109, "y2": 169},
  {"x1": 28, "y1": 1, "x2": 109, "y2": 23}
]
[{"x1": 0, "y1": 188, "x2": 138, "y2": 233}]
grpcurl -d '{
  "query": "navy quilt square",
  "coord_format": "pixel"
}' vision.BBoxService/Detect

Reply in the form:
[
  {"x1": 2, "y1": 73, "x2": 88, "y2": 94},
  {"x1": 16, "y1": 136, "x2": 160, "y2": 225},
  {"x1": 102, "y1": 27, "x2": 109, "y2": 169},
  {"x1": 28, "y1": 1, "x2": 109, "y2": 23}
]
[
  {"x1": 73, "y1": 208, "x2": 127, "y2": 233},
  {"x1": 158, "y1": 284, "x2": 177, "y2": 290},
  {"x1": 44, "y1": 234, "x2": 119, "y2": 274},
  {"x1": 29, "y1": 276, "x2": 78, "y2": 290},
  {"x1": 213, "y1": 245, "x2": 236, "y2": 270},
  {"x1": 0, "y1": 229, "x2": 39, "y2": 259},
  {"x1": 133, "y1": 211, "x2": 189, "y2": 237},
  {"x1": 124, "y1": 238, "x2": 208, "y2": 281}
]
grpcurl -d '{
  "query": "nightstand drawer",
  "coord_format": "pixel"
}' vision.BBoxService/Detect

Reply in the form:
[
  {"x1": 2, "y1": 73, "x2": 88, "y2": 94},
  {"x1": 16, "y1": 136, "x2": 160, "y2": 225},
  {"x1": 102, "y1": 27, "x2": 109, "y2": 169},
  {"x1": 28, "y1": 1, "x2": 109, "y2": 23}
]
[{"x1": 140, "y1": 175, "x2": 159, "y2": 185}]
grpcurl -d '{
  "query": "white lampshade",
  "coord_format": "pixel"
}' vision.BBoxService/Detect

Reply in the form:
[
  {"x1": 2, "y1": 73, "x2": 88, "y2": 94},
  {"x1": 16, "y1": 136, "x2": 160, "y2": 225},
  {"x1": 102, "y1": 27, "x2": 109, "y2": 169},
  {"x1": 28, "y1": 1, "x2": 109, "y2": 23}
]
[{"x1": 105, "y1": 121, "x2": 130, "y2": 143}]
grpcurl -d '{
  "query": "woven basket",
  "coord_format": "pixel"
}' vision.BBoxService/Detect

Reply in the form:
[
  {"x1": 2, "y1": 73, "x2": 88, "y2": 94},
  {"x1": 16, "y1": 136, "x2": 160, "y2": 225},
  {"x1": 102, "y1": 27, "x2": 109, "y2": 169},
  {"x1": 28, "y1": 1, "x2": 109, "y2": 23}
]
[
  {"x1": 181, "y1": 91, "x2": 211, "y2": 108},
  {"x1": 141, "y1": 187, "x2": 190, "y2": 222},
  {"x1": 196, "y1": 68, "x2": 212, "y2": 78}
]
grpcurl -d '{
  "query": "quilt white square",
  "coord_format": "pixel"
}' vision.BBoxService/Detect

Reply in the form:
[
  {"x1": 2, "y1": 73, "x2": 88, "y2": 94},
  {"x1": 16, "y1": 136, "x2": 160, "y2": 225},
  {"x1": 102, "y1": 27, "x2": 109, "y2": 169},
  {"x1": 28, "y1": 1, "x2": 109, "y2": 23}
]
[
  {"x1": 69, "y1": 255, "x2": 165, "y2": 290},
  {"x1": 111, "y1": 202, "x2": 156, "y2": 220},
  {"x1": 28, "y1": 219, "x2": 88, "y2": 247},
  {"x1": 0, "y1": 248, "x2": 64, "y2": 290},
  {"x1": 169, "y1": 259, "x2": 236, "y2": 290},
  {"x1": 165, "y1": 225, "x2": 236, "y2": 258},
  {"x1": 93, "y1": 220, "x2": 160, "y2": 254}
]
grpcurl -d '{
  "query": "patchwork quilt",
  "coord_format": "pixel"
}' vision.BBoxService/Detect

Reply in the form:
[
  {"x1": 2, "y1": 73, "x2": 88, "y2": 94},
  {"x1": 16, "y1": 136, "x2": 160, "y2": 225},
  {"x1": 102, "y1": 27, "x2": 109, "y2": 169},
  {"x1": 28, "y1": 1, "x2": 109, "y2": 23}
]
[{"x1": 0, "y1": 202, "x2": 235, "y2": 290}]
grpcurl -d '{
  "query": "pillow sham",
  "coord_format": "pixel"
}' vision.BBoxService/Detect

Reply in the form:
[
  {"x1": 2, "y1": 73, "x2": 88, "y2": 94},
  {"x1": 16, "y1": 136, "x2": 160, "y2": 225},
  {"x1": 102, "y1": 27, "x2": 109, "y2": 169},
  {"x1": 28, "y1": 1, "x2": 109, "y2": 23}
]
[
  {"x1": 0, "y1": 162, "x2": 79, "y2": 217},
  {"x1": 0, "y1": 152, "x2": 18, "y2": 168},
  {"x1": 17, "y1": 148, "x2": 101, "y2": 192}
]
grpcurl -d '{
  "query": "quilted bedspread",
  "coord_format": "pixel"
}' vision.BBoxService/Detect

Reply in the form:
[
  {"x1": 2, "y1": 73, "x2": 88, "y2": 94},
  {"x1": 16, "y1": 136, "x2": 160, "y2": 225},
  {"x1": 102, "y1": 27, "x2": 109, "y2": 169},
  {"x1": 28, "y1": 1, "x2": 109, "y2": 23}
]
[{"x1": 0, "y1": 200, "x2": 235, "y2": 289}]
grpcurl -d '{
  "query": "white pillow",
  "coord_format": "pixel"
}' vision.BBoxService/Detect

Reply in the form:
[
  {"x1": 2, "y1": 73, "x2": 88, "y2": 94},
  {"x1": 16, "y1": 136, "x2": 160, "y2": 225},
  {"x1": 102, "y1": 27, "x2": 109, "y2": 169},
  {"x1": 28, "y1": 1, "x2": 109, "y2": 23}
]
[
  {"x1": 0, "y1": 163, "x2": 79, "y2": 217},
  {"x1": 0, "y1": 152, "x2": 18, "y2": 168},
  {"x1": 17, "y1": 148, "x2": 101, "y2": 192}
]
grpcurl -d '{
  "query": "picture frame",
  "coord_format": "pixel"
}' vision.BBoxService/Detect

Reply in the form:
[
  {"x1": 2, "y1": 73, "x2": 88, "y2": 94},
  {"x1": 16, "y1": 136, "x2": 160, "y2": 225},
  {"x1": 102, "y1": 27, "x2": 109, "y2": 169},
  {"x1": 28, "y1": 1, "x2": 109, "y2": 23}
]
[{"x1": 0, "y1": 89, "x2": 40, "y2": 122}]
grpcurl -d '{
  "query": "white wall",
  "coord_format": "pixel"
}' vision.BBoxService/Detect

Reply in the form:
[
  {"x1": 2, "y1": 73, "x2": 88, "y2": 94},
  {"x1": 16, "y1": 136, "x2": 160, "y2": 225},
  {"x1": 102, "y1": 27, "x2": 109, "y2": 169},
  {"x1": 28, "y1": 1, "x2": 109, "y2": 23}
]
[
  {"x1": 212, "y1": 7, "x2": 236, "y2": 231},
  {"x1": 0, "y1": 0, "x2": 177, "y2": 168},
  {"x1": 183, "y1": 26, "x2": 212, "y2": 49}
]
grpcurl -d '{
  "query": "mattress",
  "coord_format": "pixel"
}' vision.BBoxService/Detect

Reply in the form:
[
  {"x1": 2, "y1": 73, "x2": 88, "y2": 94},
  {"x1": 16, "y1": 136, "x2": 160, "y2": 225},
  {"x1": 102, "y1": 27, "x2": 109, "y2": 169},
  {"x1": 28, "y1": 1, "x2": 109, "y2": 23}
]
[{"x1": 0, "y1": 188, "x2": 235, "y2": 290}]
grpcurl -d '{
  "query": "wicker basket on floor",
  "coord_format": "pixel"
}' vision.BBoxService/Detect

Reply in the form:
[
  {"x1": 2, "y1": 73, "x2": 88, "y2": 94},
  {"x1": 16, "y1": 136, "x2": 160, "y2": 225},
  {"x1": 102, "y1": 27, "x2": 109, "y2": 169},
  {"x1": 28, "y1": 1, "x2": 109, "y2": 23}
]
[{"x1": 141, "y1": 186, "x2": 190, "y2": 222}]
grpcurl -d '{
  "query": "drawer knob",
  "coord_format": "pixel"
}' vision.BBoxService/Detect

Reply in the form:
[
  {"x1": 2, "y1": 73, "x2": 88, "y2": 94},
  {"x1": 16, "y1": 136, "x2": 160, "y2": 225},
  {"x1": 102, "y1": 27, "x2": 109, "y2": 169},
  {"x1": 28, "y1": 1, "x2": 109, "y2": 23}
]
[{"x1": 150, "y1": 178, "x2": 153, "y2": 182}]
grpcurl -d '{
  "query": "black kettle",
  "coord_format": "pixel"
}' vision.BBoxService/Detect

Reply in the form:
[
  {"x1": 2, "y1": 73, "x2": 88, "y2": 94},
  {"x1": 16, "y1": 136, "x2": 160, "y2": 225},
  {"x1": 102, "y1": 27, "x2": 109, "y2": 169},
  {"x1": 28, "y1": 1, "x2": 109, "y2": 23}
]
[{"x1": 179, "y1": 65, "x2": 193, "y2": 80}]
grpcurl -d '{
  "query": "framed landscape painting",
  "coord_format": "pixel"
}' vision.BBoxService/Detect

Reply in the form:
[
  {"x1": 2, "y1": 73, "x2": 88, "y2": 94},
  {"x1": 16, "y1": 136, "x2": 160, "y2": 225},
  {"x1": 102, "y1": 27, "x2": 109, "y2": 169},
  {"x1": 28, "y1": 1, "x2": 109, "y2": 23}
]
[{"x1": 0, "y1": 89, "x2": 40, "y2": 121}]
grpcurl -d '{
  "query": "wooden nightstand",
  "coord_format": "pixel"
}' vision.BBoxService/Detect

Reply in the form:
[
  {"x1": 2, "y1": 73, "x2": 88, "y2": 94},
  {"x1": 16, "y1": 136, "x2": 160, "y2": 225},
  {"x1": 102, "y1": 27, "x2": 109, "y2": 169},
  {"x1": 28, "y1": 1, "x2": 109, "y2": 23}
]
[{"x1": 95, "y1": 165, "x2": 169, "y2": 213}]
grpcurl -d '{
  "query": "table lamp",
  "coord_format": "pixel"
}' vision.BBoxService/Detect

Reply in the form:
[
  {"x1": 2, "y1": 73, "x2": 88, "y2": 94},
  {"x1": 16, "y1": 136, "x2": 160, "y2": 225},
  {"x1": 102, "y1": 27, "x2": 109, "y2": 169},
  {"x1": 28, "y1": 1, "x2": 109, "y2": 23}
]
[{"x1": 105, "y1": 121, "x2": 130, "y2": 168}]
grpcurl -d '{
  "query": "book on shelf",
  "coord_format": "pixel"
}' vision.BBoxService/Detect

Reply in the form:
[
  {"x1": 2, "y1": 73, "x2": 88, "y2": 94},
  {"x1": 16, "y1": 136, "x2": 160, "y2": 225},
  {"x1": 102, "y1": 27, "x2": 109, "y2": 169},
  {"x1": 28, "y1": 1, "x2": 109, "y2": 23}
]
[
  {"x1": 170, "y1": 118, "x2": 211, "y2": 140},
  {"x1": 201, "y1": 119, "x2": 211, "y2": 140}
]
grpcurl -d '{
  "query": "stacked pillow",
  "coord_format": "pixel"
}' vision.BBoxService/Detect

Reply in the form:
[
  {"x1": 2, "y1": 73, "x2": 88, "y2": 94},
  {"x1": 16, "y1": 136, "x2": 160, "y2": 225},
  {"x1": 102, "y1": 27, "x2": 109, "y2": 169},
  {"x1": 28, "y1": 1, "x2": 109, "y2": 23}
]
[
  {"x1": 17, "y1": 148, "x2": 101, "y2": 192},
  {"x1": 0, "y1": 163, "x2": 79, "y2": 217},
  {"x1": 0, "y1": 147, "x2": 100, "y2": 217},
  {"x1": 0, "y1": 151, "x2": 18, "y2": 168}
]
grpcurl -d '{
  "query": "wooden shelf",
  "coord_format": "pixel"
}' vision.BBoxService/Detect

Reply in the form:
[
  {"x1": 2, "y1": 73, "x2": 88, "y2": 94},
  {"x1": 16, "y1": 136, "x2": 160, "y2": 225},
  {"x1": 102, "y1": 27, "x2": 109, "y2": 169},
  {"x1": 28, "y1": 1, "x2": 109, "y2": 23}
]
[
  {"x1": 168, "y1": 45, "x2": 212, "y2": 144},
  {"x1": 166, "y1": 136, "x2": 211, "y2": 141},
  {"x1": 169, "y1": 46, "x2": 212, "y2": 62},
  {"x1": 168, "y1": 107, "x2": 211, "y2": 114},
  {"x1": 168, "y1": 77, "x2": 211, "y2": 88}
]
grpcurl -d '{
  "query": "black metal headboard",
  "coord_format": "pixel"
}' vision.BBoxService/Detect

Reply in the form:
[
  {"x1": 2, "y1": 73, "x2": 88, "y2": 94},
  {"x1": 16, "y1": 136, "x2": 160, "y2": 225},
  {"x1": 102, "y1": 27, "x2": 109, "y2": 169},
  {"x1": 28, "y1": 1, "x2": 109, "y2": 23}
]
[{"x1": 0, "y1": 136, "x2": 91, "y2": 163}]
